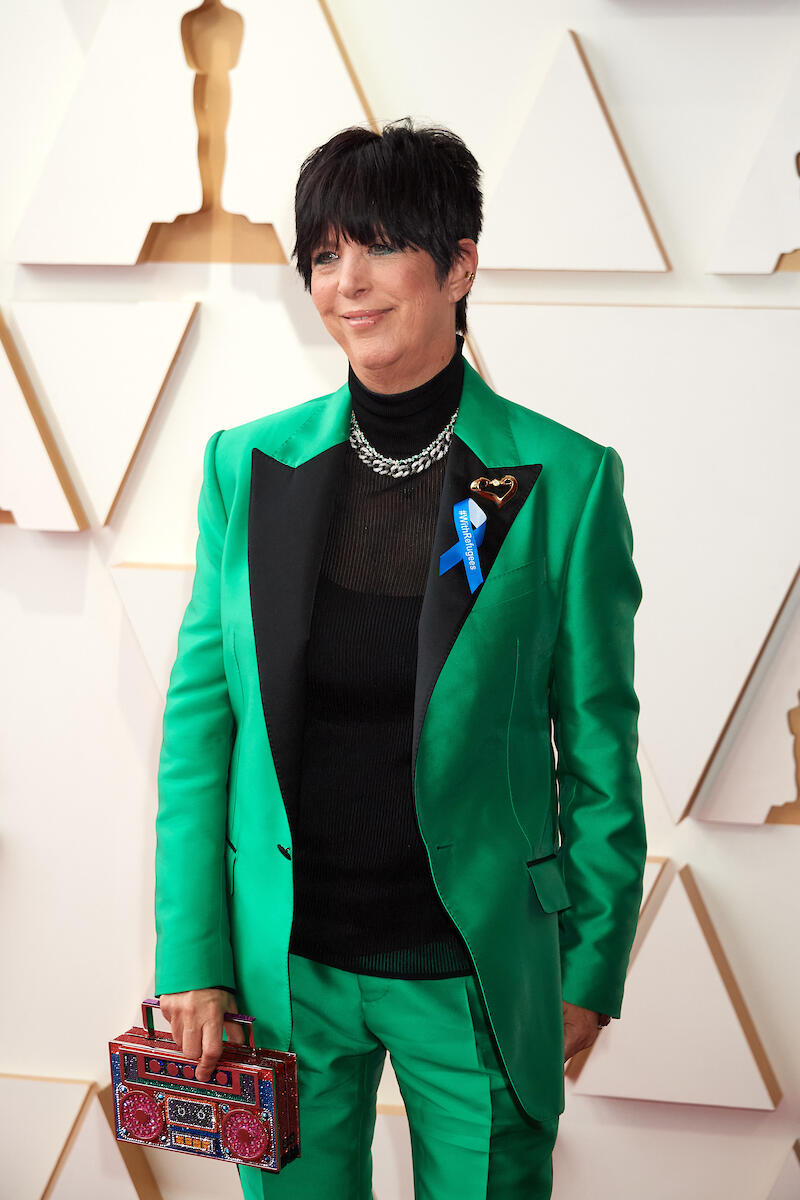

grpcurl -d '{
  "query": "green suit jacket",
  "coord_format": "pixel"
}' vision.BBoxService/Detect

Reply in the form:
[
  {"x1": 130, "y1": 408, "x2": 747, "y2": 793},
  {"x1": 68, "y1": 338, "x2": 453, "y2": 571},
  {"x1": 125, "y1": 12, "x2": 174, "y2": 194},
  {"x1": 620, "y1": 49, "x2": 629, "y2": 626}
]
[{"x1": 154, "y1": 358, "x2": 646, "y2": 1122}]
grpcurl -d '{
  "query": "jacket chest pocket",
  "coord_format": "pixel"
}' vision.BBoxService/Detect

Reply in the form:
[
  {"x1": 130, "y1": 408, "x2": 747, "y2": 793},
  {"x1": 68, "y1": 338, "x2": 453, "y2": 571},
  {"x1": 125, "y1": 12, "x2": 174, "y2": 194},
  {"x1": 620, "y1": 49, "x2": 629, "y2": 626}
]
[{"x1": 476, "y1": 558, "x2": 542, "y2": 610}]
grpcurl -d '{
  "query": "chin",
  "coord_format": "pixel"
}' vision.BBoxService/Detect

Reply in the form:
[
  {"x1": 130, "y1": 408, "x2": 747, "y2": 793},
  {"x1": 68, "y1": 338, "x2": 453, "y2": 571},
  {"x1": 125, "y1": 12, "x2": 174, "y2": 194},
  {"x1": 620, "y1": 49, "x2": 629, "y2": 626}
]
[{"x1": 346, "y1": 336, "x2": 403, "y2": 374}]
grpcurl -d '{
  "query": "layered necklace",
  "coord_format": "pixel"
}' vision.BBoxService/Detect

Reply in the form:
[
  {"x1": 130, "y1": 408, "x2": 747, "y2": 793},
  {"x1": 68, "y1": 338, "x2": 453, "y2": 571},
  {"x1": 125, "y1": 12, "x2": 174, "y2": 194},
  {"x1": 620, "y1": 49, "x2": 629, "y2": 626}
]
[{"x1": 349, "y1": 407, "x2": 458, "y2": 478}]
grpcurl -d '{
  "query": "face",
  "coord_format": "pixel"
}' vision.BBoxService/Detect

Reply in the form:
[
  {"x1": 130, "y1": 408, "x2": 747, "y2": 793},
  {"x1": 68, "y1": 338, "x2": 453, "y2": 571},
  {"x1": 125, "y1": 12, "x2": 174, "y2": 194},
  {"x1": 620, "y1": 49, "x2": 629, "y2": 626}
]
[{"x1": 309, "y1": 233, "x2": 476, "y2": 392}]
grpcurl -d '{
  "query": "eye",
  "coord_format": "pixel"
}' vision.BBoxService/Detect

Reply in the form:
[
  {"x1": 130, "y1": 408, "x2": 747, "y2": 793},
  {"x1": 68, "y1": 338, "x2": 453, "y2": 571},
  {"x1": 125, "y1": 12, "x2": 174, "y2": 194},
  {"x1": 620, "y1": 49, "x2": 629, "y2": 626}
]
[
  {"x1": 369, "y1": 242, "x2": 396, "y2": 255},
  {"x1": 311, "y1": 249, "x2": 337, "y2": 268}
]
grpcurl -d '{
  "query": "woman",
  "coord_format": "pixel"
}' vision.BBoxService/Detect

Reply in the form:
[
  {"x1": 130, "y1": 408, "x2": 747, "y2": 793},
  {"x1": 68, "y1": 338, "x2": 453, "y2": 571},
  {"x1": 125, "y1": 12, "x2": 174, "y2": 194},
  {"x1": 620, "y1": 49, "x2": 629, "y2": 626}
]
[{"x1": 155, "y1": 118, "x2": 646, "y2": 1199}]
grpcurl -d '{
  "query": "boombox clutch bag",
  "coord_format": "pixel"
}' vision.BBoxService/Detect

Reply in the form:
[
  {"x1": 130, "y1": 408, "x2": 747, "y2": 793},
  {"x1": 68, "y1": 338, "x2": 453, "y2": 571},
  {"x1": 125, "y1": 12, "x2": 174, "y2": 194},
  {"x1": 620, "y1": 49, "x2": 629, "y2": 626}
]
[{"x1": 109, "y1": 999, "x2": 300, "y2": 1172}]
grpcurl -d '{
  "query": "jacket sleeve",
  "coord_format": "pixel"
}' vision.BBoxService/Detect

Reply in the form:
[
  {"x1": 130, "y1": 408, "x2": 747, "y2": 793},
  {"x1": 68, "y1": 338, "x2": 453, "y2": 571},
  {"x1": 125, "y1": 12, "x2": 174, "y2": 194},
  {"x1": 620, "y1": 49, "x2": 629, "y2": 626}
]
[
  {"x1": 550, "y1": 444, "x2": 646, "y2": 1019},
  {"x1": 154, "y1": 429, "x2": 237, "y2": 997}
]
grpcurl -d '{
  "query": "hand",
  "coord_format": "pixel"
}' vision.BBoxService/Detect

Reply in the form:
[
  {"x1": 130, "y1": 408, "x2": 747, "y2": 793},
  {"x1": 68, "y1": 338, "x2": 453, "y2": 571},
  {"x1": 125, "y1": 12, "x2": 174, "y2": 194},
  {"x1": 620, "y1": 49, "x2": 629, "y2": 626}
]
[
  {"x1": 562, "y1": 999, "x2": 602, "y2": 1061},
  {"x1": 159, "y1": 988, "x2": 247, "y2": 1082}
]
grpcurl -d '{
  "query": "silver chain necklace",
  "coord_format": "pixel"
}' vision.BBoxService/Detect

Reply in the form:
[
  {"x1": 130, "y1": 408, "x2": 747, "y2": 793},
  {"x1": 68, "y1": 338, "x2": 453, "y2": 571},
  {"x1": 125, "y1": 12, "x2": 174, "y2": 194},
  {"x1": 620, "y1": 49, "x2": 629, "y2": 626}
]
[{"x1": 349, "y1": 407, "x2": 458, "y2": 477}]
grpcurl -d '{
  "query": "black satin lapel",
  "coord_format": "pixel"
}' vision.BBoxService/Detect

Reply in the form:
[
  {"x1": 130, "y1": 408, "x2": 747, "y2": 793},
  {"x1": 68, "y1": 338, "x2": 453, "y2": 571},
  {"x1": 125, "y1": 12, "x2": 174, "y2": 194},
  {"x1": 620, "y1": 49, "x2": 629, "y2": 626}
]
[
  {"x1": 412, "y1": 435, "x2": 543, "y2": 780},
  {"x1": 248, "y1": 441, "x2": 347, "y2": 824}
]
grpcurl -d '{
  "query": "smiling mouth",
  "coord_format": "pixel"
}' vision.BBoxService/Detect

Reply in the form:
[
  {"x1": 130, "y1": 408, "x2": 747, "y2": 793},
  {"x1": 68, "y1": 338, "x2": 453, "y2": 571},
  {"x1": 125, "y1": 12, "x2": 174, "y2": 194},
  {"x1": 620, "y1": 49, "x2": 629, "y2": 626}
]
[{"x1": 341, "y1": 310, "x2": 390, "y2": 326}]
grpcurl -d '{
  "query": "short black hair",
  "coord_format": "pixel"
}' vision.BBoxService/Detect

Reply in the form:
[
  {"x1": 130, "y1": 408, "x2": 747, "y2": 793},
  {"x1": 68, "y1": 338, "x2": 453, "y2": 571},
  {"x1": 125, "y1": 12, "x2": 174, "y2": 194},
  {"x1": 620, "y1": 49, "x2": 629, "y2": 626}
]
[{"x1": 292, "y1": 117, "x2": 483, "y2": 335}]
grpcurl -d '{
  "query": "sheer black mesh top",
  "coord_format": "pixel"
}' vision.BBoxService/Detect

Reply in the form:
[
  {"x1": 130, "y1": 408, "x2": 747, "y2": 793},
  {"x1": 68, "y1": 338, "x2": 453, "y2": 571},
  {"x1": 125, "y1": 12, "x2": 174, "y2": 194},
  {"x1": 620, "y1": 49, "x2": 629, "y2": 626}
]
[{"x1": 289, "y1": 337, "x2": 474, "y2": 978}]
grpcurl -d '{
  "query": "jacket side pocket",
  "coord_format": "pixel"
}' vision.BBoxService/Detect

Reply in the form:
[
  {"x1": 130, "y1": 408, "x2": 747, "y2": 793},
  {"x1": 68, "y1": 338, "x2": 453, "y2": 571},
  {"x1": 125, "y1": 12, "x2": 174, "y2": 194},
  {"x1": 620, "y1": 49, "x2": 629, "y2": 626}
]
[{"x1": 526, "y1": 853, "x2": 571, "y2": 913}]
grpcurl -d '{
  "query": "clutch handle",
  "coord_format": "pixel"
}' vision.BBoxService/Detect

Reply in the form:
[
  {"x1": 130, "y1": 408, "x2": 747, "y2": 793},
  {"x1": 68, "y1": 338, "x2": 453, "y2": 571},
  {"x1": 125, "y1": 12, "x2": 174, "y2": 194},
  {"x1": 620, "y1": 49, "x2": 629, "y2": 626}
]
[{"x1": 142, "y1": 997, "x2": 256, "y2": 1052}]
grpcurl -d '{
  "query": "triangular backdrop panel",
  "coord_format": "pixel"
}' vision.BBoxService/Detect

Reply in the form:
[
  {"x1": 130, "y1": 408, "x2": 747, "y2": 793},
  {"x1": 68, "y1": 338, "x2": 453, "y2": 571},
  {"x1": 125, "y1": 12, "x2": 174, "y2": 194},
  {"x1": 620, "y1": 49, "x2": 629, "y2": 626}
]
[
  {"x1": 12, "y1": 0, "x2": 368, "y2": 265},
  {"x1": 12, "y1": 300, "x2": 197, "y2": 525},
  {"x1": 49, "y1": 1088, "x2": 152, "y2": 1200},
  {"x1": 110, "y1": 291, "x2": 346, "y2": 566},
  {"x1": 479, "y1": 29, "x2": 665, "y2": 271},
  {"x1": 470, "y1": 304, "x2": 800, "y2": 823},
  {"x1": 12, "y1": 302, "x2": 197, "y2": 526},
  {"x1": 12, "y1": 0, "x2": 198, "y2": 265},
  {"x1": 110, "y1": 564, "x2": 194, "y2": 697},
  {"x1": 570, "y1": 867, "x2": 780, "y2": 1109},
  {"x1": 220, "y1": 0, "x2": 371, "y2": 255},
  {"x1": 695, "y1": 566, "x2": 800, "y2": 824},
  {"x1": 708, "y1": 56, "x2": 800, "y2": 273},
  {"x1": 767, "y1": 1141, "x2": 800, "y2": 1200},
  {"x1": 0, "y1": 315, "x2": 86, "y2": 530},
  {"x1": 0, "y1": 1076, "x2": 91, "y2": 1199},
  {"x1": 48, "y1": 1085, "x2": 162, "y2": 1200}
]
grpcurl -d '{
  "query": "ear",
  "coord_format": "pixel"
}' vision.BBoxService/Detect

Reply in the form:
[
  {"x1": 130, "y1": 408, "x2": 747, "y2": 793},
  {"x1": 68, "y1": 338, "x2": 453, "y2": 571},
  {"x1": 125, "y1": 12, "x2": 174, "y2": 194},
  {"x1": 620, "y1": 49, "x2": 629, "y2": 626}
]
[{"x1": 446, "y1": 238, "x2": 479, "y2": 303}]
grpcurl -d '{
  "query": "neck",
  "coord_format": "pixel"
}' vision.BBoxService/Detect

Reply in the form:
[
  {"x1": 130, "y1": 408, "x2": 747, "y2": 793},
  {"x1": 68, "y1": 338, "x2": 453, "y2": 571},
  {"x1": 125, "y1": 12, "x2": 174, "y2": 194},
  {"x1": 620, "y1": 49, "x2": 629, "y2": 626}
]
[{"x1": 348, "y1": 335, "x2": 465, "y2": 460}]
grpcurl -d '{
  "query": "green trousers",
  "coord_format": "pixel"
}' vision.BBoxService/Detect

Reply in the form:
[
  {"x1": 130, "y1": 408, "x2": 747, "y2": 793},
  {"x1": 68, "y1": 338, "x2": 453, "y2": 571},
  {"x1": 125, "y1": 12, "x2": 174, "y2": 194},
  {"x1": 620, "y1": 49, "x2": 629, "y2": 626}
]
[{"x1": 238, "y1": 953, "x2": 558, "y2": 1199}]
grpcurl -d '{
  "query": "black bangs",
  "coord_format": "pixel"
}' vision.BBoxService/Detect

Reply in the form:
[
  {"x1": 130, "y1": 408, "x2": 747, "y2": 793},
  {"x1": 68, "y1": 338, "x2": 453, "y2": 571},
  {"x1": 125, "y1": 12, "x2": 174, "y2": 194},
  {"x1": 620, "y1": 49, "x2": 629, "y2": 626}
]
[{"x1": 292, "y1": 118, "x2": 483, "y2": 333}]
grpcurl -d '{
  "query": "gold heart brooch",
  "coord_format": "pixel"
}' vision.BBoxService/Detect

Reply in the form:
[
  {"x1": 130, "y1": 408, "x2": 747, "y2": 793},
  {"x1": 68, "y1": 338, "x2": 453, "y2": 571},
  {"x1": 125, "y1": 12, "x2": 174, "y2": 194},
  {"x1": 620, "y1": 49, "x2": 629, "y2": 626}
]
[{"x1": 469, "y1": 474, "x2": 518, "y2": 508}]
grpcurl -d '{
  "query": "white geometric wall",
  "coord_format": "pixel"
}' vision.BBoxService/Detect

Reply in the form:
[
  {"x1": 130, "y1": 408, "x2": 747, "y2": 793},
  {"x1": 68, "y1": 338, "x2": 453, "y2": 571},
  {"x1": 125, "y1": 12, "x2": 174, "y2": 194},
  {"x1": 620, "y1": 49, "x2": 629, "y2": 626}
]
[
  {"x1": 0, "y1": 312, "x2": 87, "y2": 530},
  {"x1": 691, "y1": 565, "x2": 800, "y2": 825},
  {"x1": 568, "y1": 864, "x2": 781, "y2": 1110},
  {"x1": 708, "y1": 55, "x2": 800, "y2": 273},
  {"x1": 11, "y1": 0, "x2": 370, "y2": 265},
  {"x1": 11, "y1": 301, "x2": 199, "y2": 525},
  {"x1": 3, "y1": 3, "x2": 800, "y2": 1199},
  {"x1": 768, "y1": 1142, "x2": 800, "y2": 1200},
  {"x1": 468, "y1": 303, "x2": 800, "y2": 825},
  {"x1": 479, "y1": 30, "x2": 668, "y2": 271}
]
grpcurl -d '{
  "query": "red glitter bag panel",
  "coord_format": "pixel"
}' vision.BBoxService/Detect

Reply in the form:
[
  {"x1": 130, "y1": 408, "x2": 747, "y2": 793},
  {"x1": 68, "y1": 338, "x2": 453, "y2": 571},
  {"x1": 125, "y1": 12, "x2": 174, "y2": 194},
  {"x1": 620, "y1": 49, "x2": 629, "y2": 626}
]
[{"x1": 108, "y1": 999, "x2": 300, "y2": 1172}]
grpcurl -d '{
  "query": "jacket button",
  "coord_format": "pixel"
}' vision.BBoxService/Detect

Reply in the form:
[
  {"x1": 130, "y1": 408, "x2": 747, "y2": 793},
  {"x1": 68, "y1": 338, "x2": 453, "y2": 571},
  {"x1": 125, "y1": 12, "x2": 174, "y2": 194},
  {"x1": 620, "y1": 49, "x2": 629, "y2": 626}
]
[{"x1": 277, "y1": 844, "x2": 291, "y2": 860}]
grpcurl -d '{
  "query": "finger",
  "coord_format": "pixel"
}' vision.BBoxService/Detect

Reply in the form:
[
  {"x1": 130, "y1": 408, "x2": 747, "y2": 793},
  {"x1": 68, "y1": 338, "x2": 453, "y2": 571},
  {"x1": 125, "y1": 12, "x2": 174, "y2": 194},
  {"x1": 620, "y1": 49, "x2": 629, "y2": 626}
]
[
  {"x1": 182, "y1": 1021, "x2": 203, "y2": 1064},
  {"x1": 196, "y1": 1019, "x2": 224, "y2": 1083},
  {"x1": 223, "y1": 1017, "x2": 248, "y2": 1045}
]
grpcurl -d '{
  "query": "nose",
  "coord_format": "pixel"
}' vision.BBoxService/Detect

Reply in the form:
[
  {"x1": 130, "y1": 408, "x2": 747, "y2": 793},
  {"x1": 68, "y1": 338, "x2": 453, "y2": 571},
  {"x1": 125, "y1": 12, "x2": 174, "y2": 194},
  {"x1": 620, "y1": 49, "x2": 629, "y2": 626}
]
[{"x1": 337, "y1": 244, "x2": 371, "y2": 298}]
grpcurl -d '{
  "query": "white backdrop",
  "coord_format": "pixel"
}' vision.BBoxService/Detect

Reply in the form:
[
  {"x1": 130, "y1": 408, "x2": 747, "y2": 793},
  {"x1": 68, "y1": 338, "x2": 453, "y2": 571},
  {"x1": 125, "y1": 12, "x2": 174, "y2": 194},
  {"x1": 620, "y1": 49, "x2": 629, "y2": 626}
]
[{"x1": 1, "y1": 2, "x2": 799, "y2": 1198}]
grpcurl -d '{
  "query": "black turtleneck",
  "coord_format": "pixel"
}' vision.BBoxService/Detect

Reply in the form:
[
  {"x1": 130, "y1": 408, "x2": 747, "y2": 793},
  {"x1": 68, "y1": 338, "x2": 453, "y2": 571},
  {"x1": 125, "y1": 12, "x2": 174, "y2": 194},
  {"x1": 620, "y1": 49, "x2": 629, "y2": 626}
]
[
  {"x1": 347, "y1": 335, "x2": 465, "y2": 459},
  {"x1": 288, "y1": 334, "x2": 474, "y2": 978}
]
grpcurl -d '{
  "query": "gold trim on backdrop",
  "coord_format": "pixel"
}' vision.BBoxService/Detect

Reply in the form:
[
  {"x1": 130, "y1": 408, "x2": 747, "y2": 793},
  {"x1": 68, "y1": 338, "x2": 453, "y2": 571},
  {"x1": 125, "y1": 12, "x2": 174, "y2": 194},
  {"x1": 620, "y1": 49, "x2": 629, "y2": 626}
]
[
  {"x1": 568, "y1": 29, "x2": 671, "y2": 273},
  {"x1": 317, "y1": 0, "x2": 379, "y2": 133},
  {"x1": 0, "y1": 311, "x2": 89, "y2": 530},
  {"x1": 679, "y1": 865, "x2": 782, "y2": 1107},
  {"x1": 21, "y1": 1076, "x2": 165, "y2": 1200},
  {"x1": 565, "y1": 861, "x2": 783, "y2": 1107},
  {"x1": 39, "y1": 1081, "x2": 96, "y2": 1200},
  {"x1": 105, "y1": 302, "x2": 201, "y2": 526}
]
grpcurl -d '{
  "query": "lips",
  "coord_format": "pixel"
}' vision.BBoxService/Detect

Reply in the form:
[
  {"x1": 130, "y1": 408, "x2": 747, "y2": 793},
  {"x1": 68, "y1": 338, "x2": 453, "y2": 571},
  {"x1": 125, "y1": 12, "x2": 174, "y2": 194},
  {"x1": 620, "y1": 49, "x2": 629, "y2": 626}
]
[{"x1": 341, "y1": 309, "x2": 390, "y2": 326}]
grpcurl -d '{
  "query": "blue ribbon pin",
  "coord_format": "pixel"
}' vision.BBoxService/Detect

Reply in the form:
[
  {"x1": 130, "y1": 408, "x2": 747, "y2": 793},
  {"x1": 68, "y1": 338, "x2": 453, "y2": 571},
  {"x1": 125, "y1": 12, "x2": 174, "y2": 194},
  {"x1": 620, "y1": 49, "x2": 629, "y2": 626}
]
[{"x1": 439, "y1": 498, "x2": 487, "y2": 593}]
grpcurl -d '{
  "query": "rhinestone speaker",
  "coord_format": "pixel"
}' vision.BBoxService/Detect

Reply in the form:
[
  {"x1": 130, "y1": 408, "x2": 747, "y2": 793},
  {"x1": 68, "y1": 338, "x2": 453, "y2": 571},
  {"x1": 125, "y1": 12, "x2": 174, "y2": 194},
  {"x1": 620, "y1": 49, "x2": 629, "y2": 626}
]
[{"x1": 109, "y1": 999, "x2": 300, "y2": 1173}]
